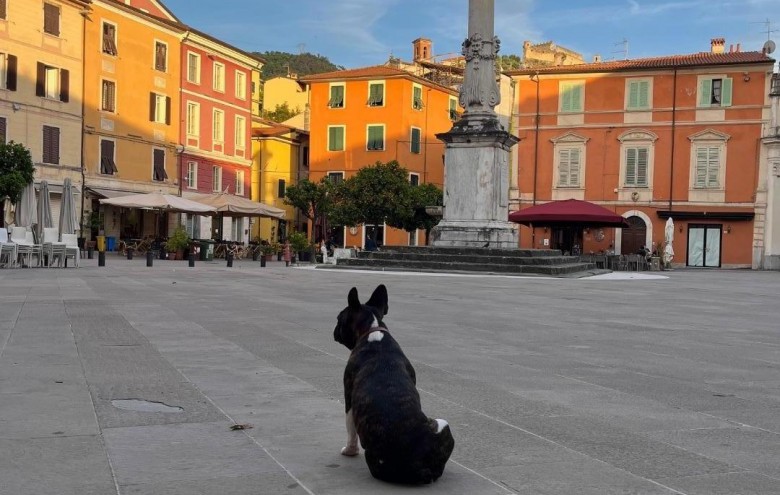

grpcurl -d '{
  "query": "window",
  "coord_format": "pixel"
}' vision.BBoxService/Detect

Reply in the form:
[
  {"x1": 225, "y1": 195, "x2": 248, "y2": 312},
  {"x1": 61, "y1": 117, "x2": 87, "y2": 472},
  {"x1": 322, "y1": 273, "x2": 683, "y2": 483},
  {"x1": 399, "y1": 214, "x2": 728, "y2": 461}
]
[
  {"x1": 366, "y1": 124, "x2": 384, "y2": 151},
  {"x1": 213, "y1": 62, "x2": 225, "y2": 92},
  {"x1": 328, "y1": 84, "x2": 345, "y2": 108},
  {"x1": 698, "y1": 77, "x2": 732, "y2": 107},
  {"x1": 101, "y1": 80, "x2": 116, "y2": 112},
  {"x1": 1, "y1": 53, "x2": 16, "y2": 91},
  {"x1": 102, "y1": 22, "x2": 117, "y2": 56},
  {"x1": 231, "y1": 217, "x2": 243, "y2": 242},
  {"x1": 99, "y1": 139, "x2": 117, "y2": 175},
  {"x1": 187, "y1": 52, "x2": 200, "y2": 84},
  {"x1": 212, "y1": 165, "x2": 222, "y2": 192},
  {"x1": 42, "y1": 125, "x2": 60, "y2": 164},
  {"x1": 557, "y1": 148, "x2": 581, "y2": 187},
  {"x1": 278, "y1": 179, "x2": 286, "y2": 198},
  {"x1": 694, "y1": 147, "x2": 720, "y2": 188},
  {"x1": 235, "y1": 115, "x2": 246, "y2": 151},
  {"x1": 412, "y1": 84, "x2": 423, "y2": 110},
  {"x1": 213, "y1": 109, "x2": 224, "y2": 143},
  {"x1": 152, "y1": 148, "x2": 167, "y2": 182},
  {"x1": 367, "y1": 81, "x2": 384, "y2": 106},
  {"x1": 624, "y1": 147, "x2": 649, "y2": 187},
  {"x1": 154, "y1": 41, "x2": 167, "y2": 72},
  {"x1": 327, "y1": 171, "x2": 344, "y2": 184},
  {"x1": 186, "y1": 161, "x2": 197, "y2": 189},
  {"x1": 235, "y1": 170, "x2": 245, "y2": 195},
  {"x1": 409, "y1": 173, "x2": 420, "y2": 186},
  {"x1": 36, "y1": 63, "x2": 68, "y2": 101},
  {"x1": 327, "y1": 125, "x2": 345, "y2": 151},
  {"x1": 186, "y1": 102, "x2": 199, "y2": 137},
  {"x1": 559, "y1": 81, "x2": 584, "y2": 113},
  {"x1": 410, "y1": 127, "x2": 421, "y2": 154},
  {"x1": 149, "y1": 92, "x2": 170, "y2": 124},
  {"x1": 449, "y1": 96, "x2": 458, "y2": 121},
  {"x1": 185, "y1": 213, "x2": 200, "y2": 239},
  {"x1": 43, "y1": 3, "x2": 59, "y2": 36},
  {"x1": 235, "y1": 71, "x2": 246, "y2": 99},
  {"x1": 626, "y1": 79, "x2": 651, "y2": 110},
  {"x1": 0, "y1": 0, "x2": 6, "y2": 20},
  {"x1": 0, "y1": 117, "x2": 7, "y2": 145}
]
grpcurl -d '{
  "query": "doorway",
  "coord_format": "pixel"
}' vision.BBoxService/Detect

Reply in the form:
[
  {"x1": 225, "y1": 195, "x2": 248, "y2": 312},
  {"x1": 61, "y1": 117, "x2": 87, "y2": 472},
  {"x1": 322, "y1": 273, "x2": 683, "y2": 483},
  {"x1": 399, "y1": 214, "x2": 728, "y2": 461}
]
[
  {"x1": 621, "y1": 216, "x2": 646, "y2": 255},
  {"x1": 687, "y1": 224, "x2": 721, "y2": 267},
  {"x1": 550, "y1": 226, "x2": 582, "y2": 255}
]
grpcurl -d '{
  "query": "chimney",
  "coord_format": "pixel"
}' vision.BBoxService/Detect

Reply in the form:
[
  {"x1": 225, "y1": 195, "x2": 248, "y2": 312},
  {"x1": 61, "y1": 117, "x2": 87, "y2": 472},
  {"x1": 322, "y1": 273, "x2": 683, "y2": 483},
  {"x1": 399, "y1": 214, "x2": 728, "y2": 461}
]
[
  {"x1": 736, "y1": 43, "x2": 741, "y2": 53},
  {"x1": 711, "y1": 37, "x2": 725, "y2": 54},
  {"x1": 593, "y1": 54, "x2": 602, "y2": 63},
  {"x1": 412, "y1": 38, "x2": 432, "y2": 62}
]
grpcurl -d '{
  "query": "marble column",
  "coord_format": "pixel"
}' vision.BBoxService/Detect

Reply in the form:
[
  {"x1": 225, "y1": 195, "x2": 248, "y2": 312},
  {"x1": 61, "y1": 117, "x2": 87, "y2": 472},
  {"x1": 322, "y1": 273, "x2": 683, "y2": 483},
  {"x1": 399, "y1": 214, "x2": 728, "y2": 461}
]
[{"x1": 431, "y1": 0, "x2": 519, "y2": 248}]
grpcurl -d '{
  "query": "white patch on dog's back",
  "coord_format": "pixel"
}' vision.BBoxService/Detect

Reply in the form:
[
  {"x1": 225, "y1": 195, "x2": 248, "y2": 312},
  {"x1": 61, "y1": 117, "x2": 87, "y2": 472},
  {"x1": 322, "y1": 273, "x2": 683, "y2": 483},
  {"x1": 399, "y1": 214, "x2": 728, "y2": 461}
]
[
  {"x1": 435, "y1": 418, "x2": 448, "y2": 433},
  {"x1": 368, "y1": 330, "x2": 384, "y2": 342}
]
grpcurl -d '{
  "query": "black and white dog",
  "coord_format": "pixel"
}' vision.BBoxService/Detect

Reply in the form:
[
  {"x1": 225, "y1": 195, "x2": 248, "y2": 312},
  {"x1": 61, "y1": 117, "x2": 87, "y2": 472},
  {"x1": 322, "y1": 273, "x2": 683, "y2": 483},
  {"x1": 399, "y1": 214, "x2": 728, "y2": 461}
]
[{"x1": 333, "y1": 284, "x2": 454, "y2": 484}]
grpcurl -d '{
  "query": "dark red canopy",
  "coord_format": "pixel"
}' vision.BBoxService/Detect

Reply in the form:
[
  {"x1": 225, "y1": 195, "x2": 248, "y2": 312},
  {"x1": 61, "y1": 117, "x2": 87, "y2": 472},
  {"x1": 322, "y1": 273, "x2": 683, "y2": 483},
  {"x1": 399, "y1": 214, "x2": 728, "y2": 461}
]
[{"x1": 509, "y1": 199, "x2": 630, "y2": 227}]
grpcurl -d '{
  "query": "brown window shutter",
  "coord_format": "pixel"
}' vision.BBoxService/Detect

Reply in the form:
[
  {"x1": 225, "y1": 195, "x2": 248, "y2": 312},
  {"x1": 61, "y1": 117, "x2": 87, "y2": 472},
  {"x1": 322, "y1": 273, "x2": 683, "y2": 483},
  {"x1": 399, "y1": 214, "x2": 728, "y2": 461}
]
[
  {"x1": 52, "y1": 127, "x2": 60, "y2": 164},
  {"x1": 0, "y1": 117, "x2": 7, "y2": 145},
  {"x1": 6, "y1": 55, "x2": 17, "y2": 91},
  {"x1": 153, "y1": 149, "x2": 166, "y2": 181},
  {"x1": 42, "y1": 126, "x2": 50, "y2": 162},
  {"x1": 60, "y1": 69, "x2": 69, "y2": 102},
  {"x1": 43, "y1": 3, "x2": 59, "y2": 36},
  {"x1": 36, "y1": 62, "x2": 46, "y2": 97},
  {"x1": 149, "y1": 92, "x2": 156, "y2": 121},
  {"x1": 165, "y1": 97, "x2": 171, "y2": 125},
  {"x1": 0, "y1": 0, "x2": 7, "y2": 20}
]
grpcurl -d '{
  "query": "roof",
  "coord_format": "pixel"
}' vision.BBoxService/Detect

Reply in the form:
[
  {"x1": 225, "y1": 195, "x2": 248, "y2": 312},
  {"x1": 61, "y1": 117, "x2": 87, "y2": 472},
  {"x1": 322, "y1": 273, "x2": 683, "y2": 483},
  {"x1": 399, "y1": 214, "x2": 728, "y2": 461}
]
[
  {"x1": 507, "y1": 51, "x2": 775, "y2": 75},
  {"x1": 299, "y1": 65, "x2": 458, "y2": 94}
]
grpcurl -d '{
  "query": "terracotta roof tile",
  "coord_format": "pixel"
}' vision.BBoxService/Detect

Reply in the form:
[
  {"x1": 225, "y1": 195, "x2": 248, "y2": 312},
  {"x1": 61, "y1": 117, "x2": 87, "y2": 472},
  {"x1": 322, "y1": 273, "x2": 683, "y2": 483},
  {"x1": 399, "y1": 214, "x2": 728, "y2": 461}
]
[
  {"x1": 299, "y1": 65, "x2": 417, "y2": 81},
  {"x1": 507, "y1": 51, "x2": 774, "y2": 75}
]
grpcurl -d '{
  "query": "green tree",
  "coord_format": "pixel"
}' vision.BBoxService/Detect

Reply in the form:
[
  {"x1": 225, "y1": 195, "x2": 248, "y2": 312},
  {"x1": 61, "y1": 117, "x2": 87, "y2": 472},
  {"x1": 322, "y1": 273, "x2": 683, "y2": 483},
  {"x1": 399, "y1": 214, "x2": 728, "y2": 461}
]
[
  {"x1": 255, "y1": 51, "x2": 343, "y2": 80},
  {"x1": 331, "y1": 161, "x2": 414, "y2": 244},
  {"x1": 0, "y1": 141, "x2": 35, "y2": 224},
  {"x1": 497, "y1": 54, "x2": 523, "y2": 70},
  {"x1": 283, "y1": 177, "x2": 334, "y2": 259},
  {"x1": 264, "y1": 102, "x2": 301, "y2": 123},
  {"x1": 399, "y1": 183, "x2": 443, "y2": 243}
]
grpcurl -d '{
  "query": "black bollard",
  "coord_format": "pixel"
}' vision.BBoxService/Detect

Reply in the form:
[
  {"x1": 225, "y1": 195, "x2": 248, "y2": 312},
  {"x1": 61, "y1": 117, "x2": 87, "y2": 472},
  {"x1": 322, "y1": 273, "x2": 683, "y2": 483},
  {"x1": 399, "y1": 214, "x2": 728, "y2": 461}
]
[
  {"x1": 226, "y1": 251, "x2": 233, "y2": 267},
  {"x1": 188, "y1": 252, "x2": 195, "y2": 268},
  {"x1": 146, "y1": 250, "x2": 154, "y2": 267},
  {"x1": 98, "y1": 251, "x2": 106, "y2": 267},
  {"x1": 87, "y1": 248, "x2": 94, "y2": 259},
  {"x1": 127, "y1": 248, "x2": 134, "y2": 260},
  {"x1": 260, "y1": 256, "x2": 266, "y2": 267}
]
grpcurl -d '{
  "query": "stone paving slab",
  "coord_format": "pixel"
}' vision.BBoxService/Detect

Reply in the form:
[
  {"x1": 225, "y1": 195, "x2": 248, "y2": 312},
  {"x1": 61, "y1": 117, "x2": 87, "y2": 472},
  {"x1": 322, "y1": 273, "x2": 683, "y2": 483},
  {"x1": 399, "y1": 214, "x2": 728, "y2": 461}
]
[{"x1": 1, "y1": 258, "x2": 779, "y2": 494}]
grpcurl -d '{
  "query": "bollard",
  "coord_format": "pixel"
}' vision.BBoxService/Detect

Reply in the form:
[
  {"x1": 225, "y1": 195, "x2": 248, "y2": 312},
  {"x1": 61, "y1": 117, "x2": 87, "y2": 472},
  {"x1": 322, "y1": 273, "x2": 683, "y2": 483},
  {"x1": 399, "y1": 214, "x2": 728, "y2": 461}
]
[
  {"x1": 226, "y1": 251, "x2": 233, "y2": 267},
  {"x1": 127, "y1": 248, "x2": 134, "y2": 260},
  {"x1": 98, "y1": 251, "x2": 106, "y2": 267},
  {"x1": 188, "y1": 252, "x2": 195, "y2": 268},
  {"x1": 146, "y1": 250, "x2": 154, "y2": 267},
  {"x1": 260, "y1": 256, "x2": 266, "y2": 267},
  {"x1": 87, "y1": 248, "x2": 94, "y2": 259}
]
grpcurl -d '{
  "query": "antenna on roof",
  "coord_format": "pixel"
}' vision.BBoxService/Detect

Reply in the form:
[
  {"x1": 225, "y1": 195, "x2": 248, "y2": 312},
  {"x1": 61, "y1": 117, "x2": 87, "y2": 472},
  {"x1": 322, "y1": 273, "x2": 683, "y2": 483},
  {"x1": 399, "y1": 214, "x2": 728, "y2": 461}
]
[
  {"x1": 297, "y1": 43, "x2": 306, "y2": 54},
  {"x1": 613, "y1": 38, "x2": 629, "y2": 60},
  {"x1": 752, "y1": 18, "x2": 779, "y2": 41}
]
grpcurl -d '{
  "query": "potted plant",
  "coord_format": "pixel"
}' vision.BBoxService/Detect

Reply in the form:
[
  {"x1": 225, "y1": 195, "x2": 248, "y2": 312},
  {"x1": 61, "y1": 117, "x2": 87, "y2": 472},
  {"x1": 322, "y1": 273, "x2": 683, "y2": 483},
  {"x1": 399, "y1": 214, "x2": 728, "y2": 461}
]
[
  {"x1": 259, "y1": 242, "x2": 275, "y2": 266},
  {"x1": 287, "y1": 231, "x2": 309, "y2": 263},
  {"x1": 165, "y1": 226, "x2": 189, "y2": 261}
]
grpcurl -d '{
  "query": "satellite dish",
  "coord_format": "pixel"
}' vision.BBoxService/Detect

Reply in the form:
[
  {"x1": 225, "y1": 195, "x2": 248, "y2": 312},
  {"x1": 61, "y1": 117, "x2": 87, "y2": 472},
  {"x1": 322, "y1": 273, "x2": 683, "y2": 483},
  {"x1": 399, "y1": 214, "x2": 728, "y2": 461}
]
[{"x1": 763, "y1": 40, "x2": 776, "y2": 55}]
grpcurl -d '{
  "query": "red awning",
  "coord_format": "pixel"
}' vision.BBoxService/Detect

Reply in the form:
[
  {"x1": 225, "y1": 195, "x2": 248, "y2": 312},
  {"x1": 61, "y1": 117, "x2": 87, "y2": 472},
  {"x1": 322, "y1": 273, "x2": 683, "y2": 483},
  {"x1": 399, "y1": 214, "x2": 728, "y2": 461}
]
[{"x1": 509, "y1": 199, "x2": 630, "y2": 227}]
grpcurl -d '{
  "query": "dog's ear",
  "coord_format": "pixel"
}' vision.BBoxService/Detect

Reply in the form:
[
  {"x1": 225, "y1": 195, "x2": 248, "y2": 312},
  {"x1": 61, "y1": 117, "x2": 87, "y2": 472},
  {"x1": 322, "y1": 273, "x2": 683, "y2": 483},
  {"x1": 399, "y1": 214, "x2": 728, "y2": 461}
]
[
  {"x1": 366, "y1": 284, "x2": 388, "y2": 315},
  {"x1": 348, "y1": 287, "x2": 361, "y2": 310}
]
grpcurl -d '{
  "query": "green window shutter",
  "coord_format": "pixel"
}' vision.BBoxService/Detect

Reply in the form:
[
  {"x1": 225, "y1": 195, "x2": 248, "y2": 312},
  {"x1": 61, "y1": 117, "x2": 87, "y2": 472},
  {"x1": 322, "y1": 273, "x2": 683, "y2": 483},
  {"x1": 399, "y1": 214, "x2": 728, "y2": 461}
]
[
  {"x1": 625, "y1": 148, "x2": 637, "y2": 185},
  {"x1": 329, "y1": 86, "x2": 344, "y2": 107},
  {"x1": 720, "y1": 77, "x2": 732, "y2": 107},
  {"x1": 627, "y1": 81, "x2": 639, "y2": 109},
  {"x1": 698, "y1": 79, "x2": 712, "y2": 107},
  {"x1": 369, "y1": 84, "x2": 383, "y2": 105},
  {"x1": 560, "y1": 84, "x2": 572, "y2": 112},
  {"x1": 637, "y1": 148, "x2": 648, "y2": 186},
  {"x1": 413, "y1": 86, "x2": 422, "y2": 109},
  {"x1": 411, "y1": 128, "x2": 421, "y2": 153},
  {"x1": 329, "y1": 127, "x2": 344, "y2": 151},
  {"x1": 638, "y1": 81, "x2": 649, "y2": 109},
  {"x1": 367, "y1": 126, "x2": 383, "y2": 150},
  {"x1": 570, "y1": 84, "x2": 583, "y2": 112}
]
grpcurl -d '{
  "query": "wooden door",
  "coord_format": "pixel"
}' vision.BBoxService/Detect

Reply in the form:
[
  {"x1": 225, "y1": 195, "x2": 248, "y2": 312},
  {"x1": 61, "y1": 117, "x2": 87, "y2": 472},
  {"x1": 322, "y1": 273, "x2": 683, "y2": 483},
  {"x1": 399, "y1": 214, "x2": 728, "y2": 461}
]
[{"x1": 621, "y1": 216, "x2": 646, "y2": 255}]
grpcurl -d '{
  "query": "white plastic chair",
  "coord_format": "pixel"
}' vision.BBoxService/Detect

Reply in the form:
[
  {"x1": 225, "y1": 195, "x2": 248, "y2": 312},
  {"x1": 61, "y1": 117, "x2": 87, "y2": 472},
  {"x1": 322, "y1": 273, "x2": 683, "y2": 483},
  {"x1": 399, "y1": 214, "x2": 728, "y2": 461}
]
[
  {"x1": 43, "y1": 227, "x2": 66, "y2": 267},
  {"x1": 0, "y1": 228, "x2": 18, "y2": 268},
  {"x1": 61, "y1": 234, "x2": 80, "y2": 268}
]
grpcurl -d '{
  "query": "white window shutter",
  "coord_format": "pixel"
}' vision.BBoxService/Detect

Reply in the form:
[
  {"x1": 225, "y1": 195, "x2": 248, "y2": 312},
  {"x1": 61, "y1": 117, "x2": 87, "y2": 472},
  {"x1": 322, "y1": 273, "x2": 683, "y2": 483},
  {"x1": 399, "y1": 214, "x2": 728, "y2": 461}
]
[
  {"x1": 569, "y1": 149, "x2": 580, "y2": 186},
  {"x1": 558, "y1": 149, "x2": 569, "y2": 185},
  {"x1": 625, "y1": 148, "x2": 637, "y2": 185},
  {"x1": 695, "y1": 147, "x2": 708, "y2": 187},
  {"x1": 637, "y1": 148, "x2": 648, "y2": 186}
]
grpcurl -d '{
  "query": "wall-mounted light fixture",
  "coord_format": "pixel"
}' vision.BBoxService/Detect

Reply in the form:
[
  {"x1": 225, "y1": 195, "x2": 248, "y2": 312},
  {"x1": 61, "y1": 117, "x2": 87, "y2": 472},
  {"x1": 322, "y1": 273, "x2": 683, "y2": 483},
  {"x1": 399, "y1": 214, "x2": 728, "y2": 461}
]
[
  {"x1": 743, "y1": 72, "x2": 751, "y2": 82},
  {"x1": 679, "y1": 226, "x2": 683, "y2": 233},
  {"x1": 725, "y1": 225, "x2": 732, "y2": 234}
]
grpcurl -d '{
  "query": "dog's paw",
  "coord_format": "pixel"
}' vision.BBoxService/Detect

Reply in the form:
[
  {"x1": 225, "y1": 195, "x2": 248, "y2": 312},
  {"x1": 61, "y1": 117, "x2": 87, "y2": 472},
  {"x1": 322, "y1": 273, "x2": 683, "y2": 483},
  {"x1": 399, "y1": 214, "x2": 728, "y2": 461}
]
[{"x1": 341, "y1": 445, "x2": 359, "y2": 456}]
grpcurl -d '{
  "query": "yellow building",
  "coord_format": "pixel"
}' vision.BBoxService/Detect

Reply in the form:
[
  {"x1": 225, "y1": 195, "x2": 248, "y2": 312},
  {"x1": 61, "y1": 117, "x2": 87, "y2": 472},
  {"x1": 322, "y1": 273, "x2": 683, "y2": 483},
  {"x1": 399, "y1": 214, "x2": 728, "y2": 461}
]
[
  {"x1": 0, "y1": 0, "x2": 90, "y2": 227},
  {"x1": 82, "y1": 0, "x2": 182, "y2": 240},
  {"x1": 251, "y1": 117, "x2": 309, "y2": 242},
  {"x1": 261, "y1": 75, "x2": 309, "y2": 128}
]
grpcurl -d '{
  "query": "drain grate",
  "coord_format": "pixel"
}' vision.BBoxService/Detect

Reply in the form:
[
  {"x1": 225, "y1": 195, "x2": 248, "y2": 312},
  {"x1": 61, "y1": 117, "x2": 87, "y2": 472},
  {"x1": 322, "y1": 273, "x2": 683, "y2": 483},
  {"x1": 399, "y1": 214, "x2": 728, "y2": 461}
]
[{"x1": 111, "y1": 399, "x2": 184, "y2": 413}]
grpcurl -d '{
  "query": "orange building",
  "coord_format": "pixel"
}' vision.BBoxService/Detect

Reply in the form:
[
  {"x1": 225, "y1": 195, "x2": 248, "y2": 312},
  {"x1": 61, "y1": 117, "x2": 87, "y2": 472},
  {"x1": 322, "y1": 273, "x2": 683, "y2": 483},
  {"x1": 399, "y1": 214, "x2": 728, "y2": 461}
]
[
  {"x1": 507, "y1": 40, "x2": 775, "y2": 268},
  {"x1": 301, "y1": 66, "x2": 458, "y2": 248}
]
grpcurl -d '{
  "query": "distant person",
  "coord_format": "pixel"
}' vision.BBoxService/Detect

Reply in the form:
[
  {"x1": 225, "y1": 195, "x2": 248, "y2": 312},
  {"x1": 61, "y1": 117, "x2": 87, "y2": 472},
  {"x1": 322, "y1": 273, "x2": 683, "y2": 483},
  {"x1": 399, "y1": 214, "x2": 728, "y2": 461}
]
[{"x1": 365, "y1": 237, "x2": 377, "y2": 252}]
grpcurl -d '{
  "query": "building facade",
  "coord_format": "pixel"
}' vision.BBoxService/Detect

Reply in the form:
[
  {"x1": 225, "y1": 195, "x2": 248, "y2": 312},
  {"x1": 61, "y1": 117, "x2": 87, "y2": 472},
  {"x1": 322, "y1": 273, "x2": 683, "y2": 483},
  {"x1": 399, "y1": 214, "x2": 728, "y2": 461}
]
[
  {"x1": 507, "y1": 41, "x2": 775, "y2": 268},
  {"x1": 178, "y1": 30, "x2": 261, "y2": 243},
  {"x1": 758, "y1": 74, "x2": 780, "y2": 269},
  {"x1": 301, "y1": 65, "x2": 457, "y2": 248},
  {"x1": 0, "y1": 0, "x2": 89, "y2": 227}
]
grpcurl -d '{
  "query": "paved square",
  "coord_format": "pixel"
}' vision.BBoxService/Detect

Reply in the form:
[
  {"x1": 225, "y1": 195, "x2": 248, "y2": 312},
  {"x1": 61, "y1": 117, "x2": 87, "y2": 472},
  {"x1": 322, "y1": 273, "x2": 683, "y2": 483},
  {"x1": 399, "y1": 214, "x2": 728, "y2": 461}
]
[{"x1": 1, "y1": 257, "x2": 778, "y2": 494}]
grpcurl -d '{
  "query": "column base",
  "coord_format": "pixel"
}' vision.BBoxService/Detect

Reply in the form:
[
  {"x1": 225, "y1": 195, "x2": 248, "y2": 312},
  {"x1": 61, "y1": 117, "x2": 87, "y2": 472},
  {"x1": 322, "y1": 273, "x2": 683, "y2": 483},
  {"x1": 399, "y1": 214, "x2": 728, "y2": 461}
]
[{"x1": 430, "y1": 220, "x2": 518, "y2": 248}]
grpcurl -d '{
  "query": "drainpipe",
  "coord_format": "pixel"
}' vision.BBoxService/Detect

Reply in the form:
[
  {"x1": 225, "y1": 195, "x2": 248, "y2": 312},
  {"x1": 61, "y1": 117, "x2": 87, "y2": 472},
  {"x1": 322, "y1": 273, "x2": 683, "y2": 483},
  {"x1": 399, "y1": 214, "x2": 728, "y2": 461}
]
[
  {"x1": 79, "y1": 8, "x2": 89, "y2": 238},
  {"x1": 668, "y1": 68, "x2": 678, "y2": 213},
  {"x1": 531, "y1": 72, "x2": 541, "y2": 247}
]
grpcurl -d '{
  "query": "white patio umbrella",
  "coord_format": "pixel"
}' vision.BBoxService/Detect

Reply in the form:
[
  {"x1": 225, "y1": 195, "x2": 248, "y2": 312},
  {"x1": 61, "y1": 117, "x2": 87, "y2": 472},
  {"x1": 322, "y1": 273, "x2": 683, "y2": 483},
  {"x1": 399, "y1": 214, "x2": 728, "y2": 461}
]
[
  {"x1": 100, "y1": 193, "x2": 217, "y2": 214},
  {"x1": 37, "y1": 180, "x2": 54, "y2": 240},
  {"x1": 2, "y1": 198, "x2": 14, "y2": 228},
  {"x1": 15, "y1": 182, "x2": 37, "y2": 228},
  {"x1": 663, "y1": 217, "x2": 675, "y2": 267},
  {"x1": 58, "y1": 178, "x2": 79, "y2": 236}
]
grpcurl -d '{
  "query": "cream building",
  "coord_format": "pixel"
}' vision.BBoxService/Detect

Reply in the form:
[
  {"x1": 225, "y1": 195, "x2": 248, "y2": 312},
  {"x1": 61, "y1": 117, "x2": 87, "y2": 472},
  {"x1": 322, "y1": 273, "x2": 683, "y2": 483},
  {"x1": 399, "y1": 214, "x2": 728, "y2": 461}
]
[{"x1": 0, "y1": 0, "x2": 90, "y2": 227}]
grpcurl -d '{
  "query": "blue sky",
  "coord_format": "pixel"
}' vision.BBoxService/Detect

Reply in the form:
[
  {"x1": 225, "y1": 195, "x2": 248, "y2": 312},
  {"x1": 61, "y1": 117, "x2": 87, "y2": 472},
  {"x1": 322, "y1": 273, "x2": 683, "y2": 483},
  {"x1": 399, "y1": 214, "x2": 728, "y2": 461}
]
[{"x1": 163, "y1": 0, "x2": 778, "y2": 68}]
